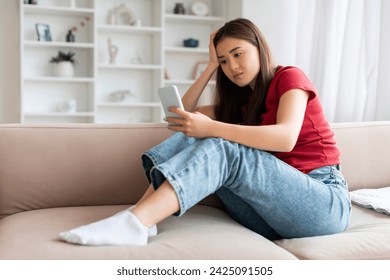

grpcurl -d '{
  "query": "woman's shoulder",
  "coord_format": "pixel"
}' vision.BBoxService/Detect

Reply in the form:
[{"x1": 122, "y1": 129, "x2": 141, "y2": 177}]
[
  {"x1": 271, "y1": 65, "x2": 317, "y2": 100},
  {"x1": 274, "y1": 65, "x2": 309, "y2": 80}
]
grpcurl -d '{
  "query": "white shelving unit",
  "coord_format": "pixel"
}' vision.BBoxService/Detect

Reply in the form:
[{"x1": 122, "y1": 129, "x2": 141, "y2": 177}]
[
  {"x1": 162, "y1": 0, "x2": 227, "y2": 105},
  {"x1": 20, "y1": 0, "x2": 237, "y2": 124},
  {"x1": 20, "y1": 0, "x2": 95, "y2": 123},
  {"x1": 94, "y1": 0, "x2": 163, "y2": 123}
]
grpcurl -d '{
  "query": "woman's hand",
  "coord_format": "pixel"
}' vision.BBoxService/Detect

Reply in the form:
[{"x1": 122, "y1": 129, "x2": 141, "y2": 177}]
[
  {"x1": 166, "y1": 107, "x2": 215, "y2": 138},
  {"x1": 180, "y1": 31, "x2": 220, "y2": 112},
  {"x1": 208, "y1": 31, "x2": 219, "y2": 69}
]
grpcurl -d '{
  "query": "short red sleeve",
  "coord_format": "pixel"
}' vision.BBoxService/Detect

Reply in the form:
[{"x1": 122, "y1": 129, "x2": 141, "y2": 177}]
[{"x1": 275, "y1": 66, "x2": 317, "y2": 101}]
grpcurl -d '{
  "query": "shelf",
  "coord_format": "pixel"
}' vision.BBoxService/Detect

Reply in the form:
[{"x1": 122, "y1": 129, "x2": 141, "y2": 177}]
[
  {"x1": 98, "y1": 64, "x2": 162, "y2": 70},
  {"x1": 25, "y1": 112, "x2": 95, "y2": 117},
  {"x1": 98, "y1": 102, "x2": 161, "y2": 108},
  {"x1": 165, "y1": 14, "x2": 225, "y2": 23},
  {"x1": 165, "y1": 79, "x2": 216, "y2": 86},
  {"x1": 165, "y1": 47, "x2": 208, "y2": 54},
  {"x1": 23, "y1": 5, "x2": 94, "y2": 16},
  {"x1": 97, "y1": 24, "x2": 162, "y2": 34},
  {"x1": 24, "y1": 77, "x2": 94, "y2": 83},
  {"x1": 24, "y1": 41, "x2": 94, "y2": 49}
]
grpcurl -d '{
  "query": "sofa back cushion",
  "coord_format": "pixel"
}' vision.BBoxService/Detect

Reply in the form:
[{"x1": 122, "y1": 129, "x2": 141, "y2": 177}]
[
  {"x1": 0, "y1": 124, "x2": 173, "y2": 219},
  {"x1": 332, "y1": 122, "x2": 390, "y2": 191},
  {"x1": 1, "y1": 122, "x2": 389, "y2": 218}
]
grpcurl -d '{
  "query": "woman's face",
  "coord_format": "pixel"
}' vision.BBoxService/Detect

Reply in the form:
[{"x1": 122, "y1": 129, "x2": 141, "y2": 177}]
[{"x1": 216, "y1": 37, "x2": 260, "y2": 89}]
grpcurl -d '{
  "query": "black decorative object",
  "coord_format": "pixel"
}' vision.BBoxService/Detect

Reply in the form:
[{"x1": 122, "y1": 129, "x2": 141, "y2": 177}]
[
  {"x1": 174, "y1": 3, "x2": 185, "y2": 14},
  {"x1": 66, "y1": 30, "x2": 75, "y2": 42}
]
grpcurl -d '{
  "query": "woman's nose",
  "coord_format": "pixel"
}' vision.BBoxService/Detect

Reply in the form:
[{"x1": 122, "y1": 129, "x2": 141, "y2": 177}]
[{"x1": 229, "y1": 61, "x2": 238, "y2": 71}]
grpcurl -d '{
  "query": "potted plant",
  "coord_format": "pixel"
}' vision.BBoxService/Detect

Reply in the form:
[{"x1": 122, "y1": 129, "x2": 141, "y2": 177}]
[{"x1": 50, "y1": 51, "x2": 75, "y2": 77}]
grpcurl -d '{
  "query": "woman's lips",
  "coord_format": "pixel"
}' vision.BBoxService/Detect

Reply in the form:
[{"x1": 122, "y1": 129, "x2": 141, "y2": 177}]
[{"x1": 234, "y1": 72, "x2": 243, "y2": 79}]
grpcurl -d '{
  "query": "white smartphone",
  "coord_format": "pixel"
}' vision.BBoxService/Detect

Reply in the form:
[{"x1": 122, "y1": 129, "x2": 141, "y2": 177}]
[{"x1": 158, "y1": 85, "x2": 184, "y2": 120}]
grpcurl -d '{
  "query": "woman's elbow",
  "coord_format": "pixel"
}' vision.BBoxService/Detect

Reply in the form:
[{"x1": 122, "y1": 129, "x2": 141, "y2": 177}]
[{"x1": 278, "y1": 136, "x2": 297, "y2": 152}]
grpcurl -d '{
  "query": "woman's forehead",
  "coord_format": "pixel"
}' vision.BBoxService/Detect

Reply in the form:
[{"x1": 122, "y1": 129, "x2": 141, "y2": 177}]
[{"x1": 216, "y1": 37, "x2": 254, "y2": 54}]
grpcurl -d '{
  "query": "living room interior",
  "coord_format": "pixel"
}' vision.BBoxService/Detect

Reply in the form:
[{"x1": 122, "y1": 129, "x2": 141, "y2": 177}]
[
  {"x1": 1, "y1": 0, "x2": 389, "y2": 124},
  {"x1": 0, "y1": 0, "x2": 390, "y2": 273}
]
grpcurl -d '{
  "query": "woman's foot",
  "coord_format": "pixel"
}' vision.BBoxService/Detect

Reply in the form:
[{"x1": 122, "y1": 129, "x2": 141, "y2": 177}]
[
  {"x1": 128, "y1": 205, "x2": 158, "y2": 237},
  {"x1": 59, "y1": 211, "x2": 148, "y2": 246}
]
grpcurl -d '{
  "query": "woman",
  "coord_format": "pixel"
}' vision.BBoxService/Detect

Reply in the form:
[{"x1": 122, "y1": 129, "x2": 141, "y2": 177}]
[{"x1": 60, "y1": 18, "x2": 351, "y2": 246}]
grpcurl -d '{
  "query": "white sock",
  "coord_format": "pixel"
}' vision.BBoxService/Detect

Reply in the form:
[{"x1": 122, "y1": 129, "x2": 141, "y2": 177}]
[
  {"x1": 59, "y1": 211, "x2": 148, "y2": 246},
  {"x1": 148, "y1": 223, "x2": 158, "y2": 237},
  {"x1": 128, "y1": 205, "x2": 158, "y2": 237}
]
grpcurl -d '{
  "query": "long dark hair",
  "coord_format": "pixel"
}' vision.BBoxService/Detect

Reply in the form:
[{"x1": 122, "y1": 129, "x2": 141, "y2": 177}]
[{"x1": 213, "y1": 18, "x2": 275, "y2": 125}]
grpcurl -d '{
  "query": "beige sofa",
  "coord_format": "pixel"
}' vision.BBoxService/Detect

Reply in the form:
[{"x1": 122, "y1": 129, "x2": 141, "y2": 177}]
[{"x1": 0, "y1": 122, "x2": 389, "y2": 260}]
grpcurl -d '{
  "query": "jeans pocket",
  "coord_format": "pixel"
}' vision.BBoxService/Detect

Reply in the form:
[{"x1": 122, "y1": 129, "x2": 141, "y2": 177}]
[
  {"x1": 308, "y1": 165, "x2": 348, "y2": 190},
  {"x1": 307, "y1": 165, "x2": 333, "y2": 181},
  {"x1": 332, "y1": 168, "x2": 349, "y2": 190}
]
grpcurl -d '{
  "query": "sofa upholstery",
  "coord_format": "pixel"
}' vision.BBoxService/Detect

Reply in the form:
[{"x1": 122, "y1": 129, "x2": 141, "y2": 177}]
[{"x1": 0, "y1": 122, "x2": 389, "y2": 260}]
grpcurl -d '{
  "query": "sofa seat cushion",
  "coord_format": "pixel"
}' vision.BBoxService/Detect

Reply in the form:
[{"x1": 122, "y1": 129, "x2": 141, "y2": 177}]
[
  {"x1": 0, "y1": 205, "x2": 296, "y2": 260},
  {"x1": 275, "y1": 205, "x2": 390, "y2": 259}
]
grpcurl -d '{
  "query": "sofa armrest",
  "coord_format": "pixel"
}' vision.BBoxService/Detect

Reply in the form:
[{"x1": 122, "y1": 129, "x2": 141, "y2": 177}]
[{"x1": 332, "y1": 121, "x2": 390, "y2": 191}]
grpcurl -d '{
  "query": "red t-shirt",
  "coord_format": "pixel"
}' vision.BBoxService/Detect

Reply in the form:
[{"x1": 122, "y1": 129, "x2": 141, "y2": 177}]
[{"x1": 260, "y1": 66, "x2": 340, "y2": 173}]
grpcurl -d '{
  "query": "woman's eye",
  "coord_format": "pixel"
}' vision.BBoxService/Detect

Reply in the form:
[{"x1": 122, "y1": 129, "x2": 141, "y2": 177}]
[
  {"x1": 234, "y1": 52, "x2": 242, "y2": 58},
  {"x1": 220, "y1": 59, "x2": 227, "y2": 65}
]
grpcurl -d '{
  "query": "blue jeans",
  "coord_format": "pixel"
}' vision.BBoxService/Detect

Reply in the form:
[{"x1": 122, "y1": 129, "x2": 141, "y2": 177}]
[{"x1": 141, "y1": 133, "x2": 351, "y2": 240}]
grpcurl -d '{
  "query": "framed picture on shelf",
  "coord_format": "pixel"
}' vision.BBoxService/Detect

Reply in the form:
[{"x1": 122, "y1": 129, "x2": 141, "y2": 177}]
[
  {"x1": 193, "y1": 61, "x2": 208, "y2": 79},
  {"x1": 35, "y1": 23, "x2": 52, "y2": 41}
]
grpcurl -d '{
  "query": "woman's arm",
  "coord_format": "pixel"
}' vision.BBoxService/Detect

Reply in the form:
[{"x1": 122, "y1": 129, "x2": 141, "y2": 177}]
[
  {"x1": 181, "y1": 33, "x2": 219, "y2": 116},
  {"x1": 196, "y1": 104, "x2": 216, "y2": 120},
  {"x1": 168, "y1": 89, "x2": 309, "y2": 152},
  {"x1": 181, "y1": 65, "x2": 217, "y2": 113}
]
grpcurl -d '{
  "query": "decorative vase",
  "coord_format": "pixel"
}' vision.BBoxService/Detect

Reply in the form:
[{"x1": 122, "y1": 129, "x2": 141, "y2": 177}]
[
  {"x1": 66, "y1": 30, "x2": 75, "y2": 42},
  {"x1": 174, "y1": 3, "x2": 185, "y2": 14},
  {"x1": 55, "y1": 61, "x2": 74, "y2": 77}
]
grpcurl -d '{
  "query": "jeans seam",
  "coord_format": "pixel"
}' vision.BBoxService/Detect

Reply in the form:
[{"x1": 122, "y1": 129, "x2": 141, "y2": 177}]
[
  {"x1": 151, "y1": 165, "x2": 187, "y2": 216},
  {"x1": 143, "y1": 151, "x2": 160, "y2": 167},
  {"x1": 141, "y1": 152, "x2": 160, "y2": 184},
  {"x1": 167, "y1": 139, "x2": 225, "y2": 215}
]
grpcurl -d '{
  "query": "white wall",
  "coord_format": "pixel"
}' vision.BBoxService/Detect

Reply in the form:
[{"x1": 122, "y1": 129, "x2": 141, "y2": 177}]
[
  {"x1": 241, "y1": 0, "x2": 300, "y2": 67},
  {"x1": 0, "y1": 1, "x2": 20, "y2": 123}
]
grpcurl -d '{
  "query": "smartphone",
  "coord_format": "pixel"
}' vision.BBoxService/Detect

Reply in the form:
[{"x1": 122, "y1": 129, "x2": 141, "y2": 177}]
[{"x1": 158, "y1": 85, "x2": 184, "y2": 121}]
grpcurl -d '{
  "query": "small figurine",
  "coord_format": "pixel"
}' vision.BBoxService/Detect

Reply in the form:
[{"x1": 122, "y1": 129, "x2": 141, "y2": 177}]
[
  {"x1": 108, "y1": 38, "x2": 118, "y2": 64},
  {"x1": 109, "y1": 90, "x2": 133, "y2": 102}
]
